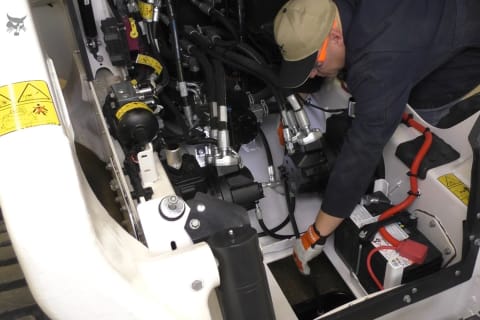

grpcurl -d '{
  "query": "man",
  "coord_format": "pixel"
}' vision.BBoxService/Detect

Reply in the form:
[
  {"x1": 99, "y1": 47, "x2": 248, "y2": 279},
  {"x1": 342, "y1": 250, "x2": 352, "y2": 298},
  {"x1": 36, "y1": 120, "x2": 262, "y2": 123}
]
[{"x1": 273, "y1": 0, "x2": 480, "y2": 275}]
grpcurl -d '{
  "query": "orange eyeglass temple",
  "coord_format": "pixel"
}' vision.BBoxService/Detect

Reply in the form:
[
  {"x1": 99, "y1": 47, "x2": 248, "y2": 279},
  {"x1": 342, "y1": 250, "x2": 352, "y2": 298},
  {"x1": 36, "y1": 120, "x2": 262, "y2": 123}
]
[{"x1": 316, "y1": 19, "x2": 337, "y2": 64}]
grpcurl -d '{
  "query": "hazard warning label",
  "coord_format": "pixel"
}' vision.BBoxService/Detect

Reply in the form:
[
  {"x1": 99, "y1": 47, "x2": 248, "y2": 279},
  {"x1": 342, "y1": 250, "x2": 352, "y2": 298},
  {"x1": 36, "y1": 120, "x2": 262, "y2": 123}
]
[
  {"x1": 438, "y1": 173, "x2": 470, "y2": 206},
  {"x1": 0, "y1": 80, "x2": 59, "y2": 136}
]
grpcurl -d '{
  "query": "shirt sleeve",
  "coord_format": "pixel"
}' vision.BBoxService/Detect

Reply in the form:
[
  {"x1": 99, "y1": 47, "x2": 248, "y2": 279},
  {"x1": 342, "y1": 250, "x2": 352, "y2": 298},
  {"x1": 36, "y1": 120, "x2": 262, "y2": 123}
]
[{"x1": 321, "y1": 51, "x2": 417, "y2": 218}]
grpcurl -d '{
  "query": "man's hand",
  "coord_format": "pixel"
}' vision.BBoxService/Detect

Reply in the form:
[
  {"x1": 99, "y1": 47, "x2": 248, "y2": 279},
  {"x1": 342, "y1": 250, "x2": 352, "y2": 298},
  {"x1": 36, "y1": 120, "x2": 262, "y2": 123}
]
[{"x1": 292, "y1": 224, "x2": 326, "y2": 275}]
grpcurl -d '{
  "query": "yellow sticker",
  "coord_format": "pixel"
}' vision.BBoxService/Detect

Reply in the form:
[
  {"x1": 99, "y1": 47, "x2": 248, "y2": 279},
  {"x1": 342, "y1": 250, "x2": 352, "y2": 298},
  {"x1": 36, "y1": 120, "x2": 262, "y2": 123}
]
[
  {"x1": 115, "y1": 101, "x2": 152, "y2": 120},
  {"x1": 438, "y1": 173, "x2": 470, "y2": 205},
  {"x1": 136, "y1": 54, "x2": 163, "y2": 75},
  {"x1": 129, "y1": 18, "x2": 139, "y2": 38},
  {"x1": 138, "y1": 1, "x2": 153, "y2": 21},
  {"x1": 0, "y1": 80, "x2": 59, "y2": 136}
]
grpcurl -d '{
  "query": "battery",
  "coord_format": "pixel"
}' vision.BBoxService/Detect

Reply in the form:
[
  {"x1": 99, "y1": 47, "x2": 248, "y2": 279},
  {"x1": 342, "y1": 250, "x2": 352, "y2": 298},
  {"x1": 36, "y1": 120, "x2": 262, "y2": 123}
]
[{"x1": 334, "y1": 196, "x2": 443, "y2": 293}]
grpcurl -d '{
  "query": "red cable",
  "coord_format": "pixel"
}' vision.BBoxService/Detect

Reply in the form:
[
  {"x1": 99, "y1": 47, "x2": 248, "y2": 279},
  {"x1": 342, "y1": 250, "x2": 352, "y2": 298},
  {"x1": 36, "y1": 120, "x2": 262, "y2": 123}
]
[
  {"x1": 367, "y1": 113, "x2": 433, "y2": 289},
  {"x1": 379, "y1": 114, "x2": 432, "y2": 245},
  {"x1": 366, "y1": 246, "x2": 397, "y2": 291}
]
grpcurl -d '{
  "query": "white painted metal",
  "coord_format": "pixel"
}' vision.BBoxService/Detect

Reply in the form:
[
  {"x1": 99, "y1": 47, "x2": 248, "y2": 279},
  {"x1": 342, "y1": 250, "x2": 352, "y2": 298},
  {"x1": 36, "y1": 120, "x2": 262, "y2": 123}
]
[{"x1": 0, "y1": 1, "x2": 220, "y2": 319}]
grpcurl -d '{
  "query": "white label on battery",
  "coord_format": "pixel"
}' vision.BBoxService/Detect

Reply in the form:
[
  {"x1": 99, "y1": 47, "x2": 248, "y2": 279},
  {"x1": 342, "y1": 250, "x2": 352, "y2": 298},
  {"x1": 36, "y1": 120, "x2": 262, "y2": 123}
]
[
  {"x1": 384, "y1": 223, "x2": 409, "y2": 241},
  {"x1": 350, "y1": 205, "x2": 378, "y2": 228},
  {"x1": 371, "y1": 229, "x2": 412, "y2": 268}
]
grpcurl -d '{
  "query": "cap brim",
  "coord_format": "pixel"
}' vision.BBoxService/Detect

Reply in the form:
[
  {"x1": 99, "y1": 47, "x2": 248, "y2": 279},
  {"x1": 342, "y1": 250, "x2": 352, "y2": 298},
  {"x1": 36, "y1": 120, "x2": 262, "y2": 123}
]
[{"x1": 278, "y1": 52, "x2": 317, "y2": 88}]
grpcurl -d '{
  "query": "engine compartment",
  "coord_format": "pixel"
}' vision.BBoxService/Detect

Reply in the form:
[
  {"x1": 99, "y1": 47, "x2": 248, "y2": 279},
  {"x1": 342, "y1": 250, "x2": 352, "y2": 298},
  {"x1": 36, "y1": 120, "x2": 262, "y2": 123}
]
[{"x1": 65, "y1": 0, "x2": 480, "y2": 318}]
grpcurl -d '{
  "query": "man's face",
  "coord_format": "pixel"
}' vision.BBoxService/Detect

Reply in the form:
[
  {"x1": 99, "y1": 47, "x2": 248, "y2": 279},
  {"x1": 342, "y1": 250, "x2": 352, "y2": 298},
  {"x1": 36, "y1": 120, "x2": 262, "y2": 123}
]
[{"x1": 309, "y1": 39, "x2": 346, "y2": 78}]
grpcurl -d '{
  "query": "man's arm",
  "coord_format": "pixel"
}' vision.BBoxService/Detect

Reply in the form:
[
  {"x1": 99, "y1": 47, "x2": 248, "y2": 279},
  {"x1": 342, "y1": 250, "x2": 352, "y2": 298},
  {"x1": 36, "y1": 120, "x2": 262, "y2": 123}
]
[{"x1": 314, "y1": 210, "x2": 344, "y2": 237}]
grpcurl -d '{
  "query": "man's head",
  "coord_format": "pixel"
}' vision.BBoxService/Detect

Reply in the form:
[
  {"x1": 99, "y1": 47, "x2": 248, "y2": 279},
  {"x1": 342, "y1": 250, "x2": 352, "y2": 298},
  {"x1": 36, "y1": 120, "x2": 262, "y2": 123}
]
[{"x1": 274, "y1": 0, "x2": 345, "y2": 88}]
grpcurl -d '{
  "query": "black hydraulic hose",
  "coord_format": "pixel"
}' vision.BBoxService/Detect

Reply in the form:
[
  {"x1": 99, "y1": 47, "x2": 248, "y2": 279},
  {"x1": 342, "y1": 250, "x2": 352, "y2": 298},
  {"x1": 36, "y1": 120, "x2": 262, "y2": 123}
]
[
  {"x1": 213, "y1": 60, "x2": 227, "y2": 106},
  {"x1": 77, "y1": 0, "x2": 97, "y2": 38},
  {"x1": 189, "y1": 0, "x2": 239, "y2": 40},
  {"x1": 187, "y1": 32, "x2": 281, "y2": 89},
  {"x1": 186, "y1": 31, "x2": 289, "y2": 120},
  {"x1": 253, "y1": 87, "x2": 272, "y2": 102},
  {"x1": 256, "y1": 129, "x2": 297, "y2": 239},
  {"x1": 217, "y1": 48, "x2": 281, "y2": 89},
  {"x1": 158, "y1": 93, "x2": 189, "y2": 133},
  {"x1": 212, "y1": 59, "x2": 226, "y2": 136},
  {"x1": 234, "y1": 42, "x2": 267, "y2": 65},
  {"x1": 145, "y1": 22, "x2": 170, "y2": 88},
  {"x1": 165, "y1": 0, "x2": 191, "y2": 117},
  {"x1": 258, "y1": 129, "x2": 273, "y2": 168},
  {"x1": 236, "y1": 0, "x2": 245, "y2": 41},
  {"x1": 210, "y1": 9, "x2": 240, "y2": 41},
  {"x1": 284, "y1": 177, "x2": 300, "y2": 238},
  {"x1": 189, "y1": 47, "x2": 215, "y2": 103}
]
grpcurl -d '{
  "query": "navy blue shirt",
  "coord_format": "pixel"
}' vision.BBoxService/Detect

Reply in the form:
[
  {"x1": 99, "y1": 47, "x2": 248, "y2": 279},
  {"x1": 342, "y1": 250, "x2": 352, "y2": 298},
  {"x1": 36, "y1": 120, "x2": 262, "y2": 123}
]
[{"x1": 321, "y1": 0, "x2": 480, "y2": 218}]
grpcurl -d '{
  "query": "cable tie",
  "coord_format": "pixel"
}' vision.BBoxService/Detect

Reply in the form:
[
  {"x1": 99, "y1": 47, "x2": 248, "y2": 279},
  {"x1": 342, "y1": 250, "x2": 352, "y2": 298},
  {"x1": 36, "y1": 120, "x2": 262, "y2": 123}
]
[
  {"x1": 423, "y1": 127, "x2": 430, "y2": 134},
  {"x1": 408, "y1": 190, "x2": 421, "y2": 197},
  {"x1": 406, "y1": 171, "x2": 418, "y2": 177}
]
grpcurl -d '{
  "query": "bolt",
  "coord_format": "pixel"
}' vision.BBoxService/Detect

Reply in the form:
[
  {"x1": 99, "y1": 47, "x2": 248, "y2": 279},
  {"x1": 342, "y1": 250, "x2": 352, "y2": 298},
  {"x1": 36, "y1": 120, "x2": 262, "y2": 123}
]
[
  {"x1": 228, "y1": 229, "x2": 235, "y2": 237},
  {"x1": 474, "y1": 239, "x2": 480, "y2": 247},
  {"x1": 470, "y1": 235, "x2": 476, "y2": 241},
  {"x1": 403, "y1": 295, "x2": 412, "y2": 304},
  {"x1": 167, "y1": 196, "x2": 178, "y2": 210},
  {"x1": 109, "y1": 180, "x2": 119, "y2": 191},
  {"x1": 189, "y1": 219, "x2": 201, "y2": 230},
  {"x1": 455, "y1": 270, "x2": 461, "y2": 277},
  {"x1": 411, "y1": 288, "x2": 418, "y2": 294},
  {"x1": 477, "y1": 212, "x2": 480, "y2": 220},
  {"x1": 359, "y1": 230, "x2": 368, "y2": 239},
  {"x1": 429, "y1": 220, "x2": 437, "y2": 228},
  {"x1": 191, "y1": 280, "x2": 203, "y2": 291},
  {"x1": 197, "y1": 203, "x2": 206, "y2": 212},
  {"x1": 444, "y1": 248, "x2": 452, "y2": 255}
]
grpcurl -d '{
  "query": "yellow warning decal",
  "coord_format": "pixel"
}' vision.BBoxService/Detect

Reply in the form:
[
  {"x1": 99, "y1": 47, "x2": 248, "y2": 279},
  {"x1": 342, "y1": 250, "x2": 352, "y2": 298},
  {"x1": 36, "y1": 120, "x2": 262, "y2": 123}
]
[
  {"x1": 138, "y1": 1, "x2": 153, "y2": 21},
  {"x1": 136, "y1": 54, "x2": 163, "y2": 75},
  {"x1": 438, "y1": 173, "x2": 470, "y2": 206},
  {"x1": 0, "y1": 80, "x2": 59, "y2": 136},
  {"x1": 129, "y1": 18, "x2": 139, "y2": 38},
  {"x1": 115, "y1": 101, "x2": 152, "y2": 120}
]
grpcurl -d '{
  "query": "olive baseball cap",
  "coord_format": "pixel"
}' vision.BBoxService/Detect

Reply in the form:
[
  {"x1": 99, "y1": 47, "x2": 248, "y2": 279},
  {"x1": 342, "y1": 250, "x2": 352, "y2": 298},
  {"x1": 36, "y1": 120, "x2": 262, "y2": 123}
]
[{"x1": 274, "y1": 0, "x2": 336, "y2": 88}]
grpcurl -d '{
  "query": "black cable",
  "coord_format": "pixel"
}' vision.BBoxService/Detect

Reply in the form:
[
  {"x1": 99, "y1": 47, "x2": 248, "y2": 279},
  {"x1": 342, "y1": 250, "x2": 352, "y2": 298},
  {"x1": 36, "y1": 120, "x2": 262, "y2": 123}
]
[
  {"x1": 256, "y1": 129, "x2": 298, "y2": 239},
  {"x1": 258, "y1": 218, "x2": 293, "y2": 239},
  {"x1": 258, "y1": 129, "x2": 273, "y2": 168},
  {"x1": 297, "y1": 95, "x2": 347, "y2": 113},
  {"x1": 284, "y1": 177, "x2": 300, "y2": 238}
]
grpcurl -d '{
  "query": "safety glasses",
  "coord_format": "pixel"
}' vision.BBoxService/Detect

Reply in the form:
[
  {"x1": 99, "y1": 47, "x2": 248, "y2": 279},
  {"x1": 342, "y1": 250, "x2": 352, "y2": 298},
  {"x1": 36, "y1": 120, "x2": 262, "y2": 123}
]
[{"x1": 314, "y1": 19, "x2": 337, "y2": 68}]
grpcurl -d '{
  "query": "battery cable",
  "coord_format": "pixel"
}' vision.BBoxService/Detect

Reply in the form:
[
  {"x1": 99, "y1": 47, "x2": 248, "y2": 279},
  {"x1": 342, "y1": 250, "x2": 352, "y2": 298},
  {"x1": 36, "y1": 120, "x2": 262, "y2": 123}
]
[{"x1": 367, "y1": 113, "x2": 433, "y2": 290}]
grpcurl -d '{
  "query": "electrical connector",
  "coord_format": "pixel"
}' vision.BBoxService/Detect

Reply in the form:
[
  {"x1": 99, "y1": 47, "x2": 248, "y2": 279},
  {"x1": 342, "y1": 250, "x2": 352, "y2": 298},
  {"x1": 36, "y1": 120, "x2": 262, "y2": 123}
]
[{"x1": 397, "y1": 239, "x2": 428, "y2": 265}]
